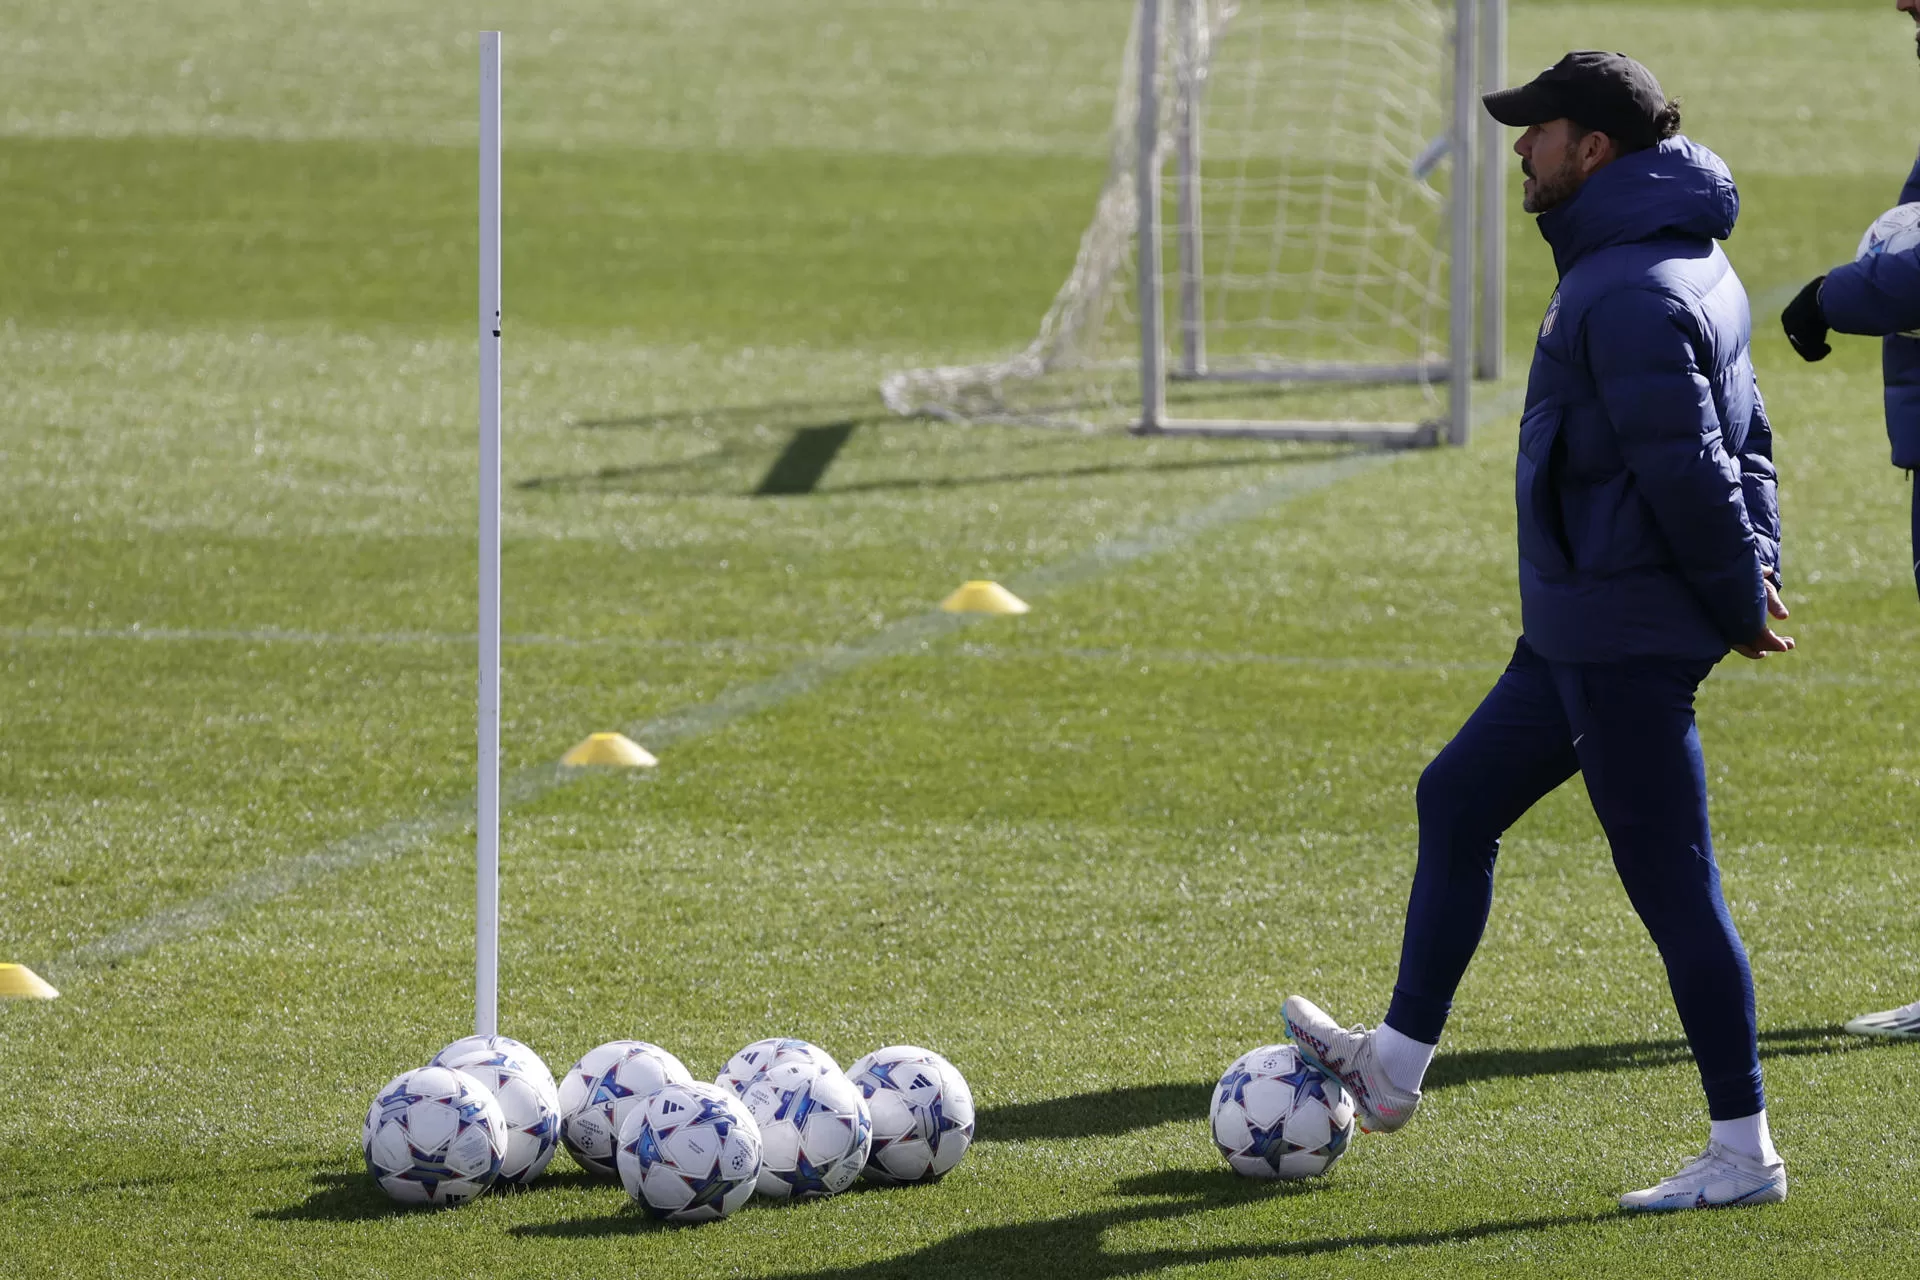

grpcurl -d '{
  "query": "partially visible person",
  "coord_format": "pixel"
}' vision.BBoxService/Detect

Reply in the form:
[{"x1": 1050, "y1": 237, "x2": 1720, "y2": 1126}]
[{"x1": 1777, "y1": 0, "x2": 1920, "y2": 1043}]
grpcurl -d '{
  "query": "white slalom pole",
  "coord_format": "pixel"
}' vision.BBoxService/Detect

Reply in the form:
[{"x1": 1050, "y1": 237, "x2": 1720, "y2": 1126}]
[{"x1": 476, "y1": 31, "x2": 502, "y2": 1039}]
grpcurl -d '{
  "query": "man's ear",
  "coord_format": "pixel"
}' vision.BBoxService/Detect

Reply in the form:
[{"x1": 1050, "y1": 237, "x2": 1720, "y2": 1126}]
[{"x1": 1579, "y1": 129, "x2": 1618, "y2": 175}]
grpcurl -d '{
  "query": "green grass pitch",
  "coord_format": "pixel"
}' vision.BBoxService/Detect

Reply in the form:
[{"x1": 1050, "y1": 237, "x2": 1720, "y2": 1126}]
[{"x1": 4, "y1": 1, "x2": 1920, "y2": 1275}]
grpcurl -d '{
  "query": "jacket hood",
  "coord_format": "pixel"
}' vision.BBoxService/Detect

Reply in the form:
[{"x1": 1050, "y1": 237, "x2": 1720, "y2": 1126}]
[{"x1": 1536, "y1": 135, "x2": 1740, "y2": 276}]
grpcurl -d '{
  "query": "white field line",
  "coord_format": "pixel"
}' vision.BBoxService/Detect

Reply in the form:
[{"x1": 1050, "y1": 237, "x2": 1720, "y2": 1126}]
[
  {"x1": 0, "y1": 623, "x2": 819, "y2": 658},
  {"x1": 47, "y1": 448, "x2": 1394, "y2": 977},
  {"x1": 4, "y1": 630, "x2": 1901, "y2": 687}
]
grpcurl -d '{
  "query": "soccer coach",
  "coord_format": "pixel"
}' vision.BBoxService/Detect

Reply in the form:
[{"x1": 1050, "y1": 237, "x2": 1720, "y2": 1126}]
[
  {"x1": 1282, "y1": 53, "x2": 1796, "y2": 1212},
  {"x1": 1778, "y1": 0, "x2": 1920, "y2": 1042}
]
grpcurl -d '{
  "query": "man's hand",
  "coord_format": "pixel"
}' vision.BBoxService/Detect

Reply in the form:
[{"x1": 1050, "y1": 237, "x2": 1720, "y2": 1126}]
[
  {"x1": 1781, "y1": 276, "x2": 1832, "y2": 362},
  {"x1": 1733, "y1": 578, "x2": 1795, "y2": 660}
]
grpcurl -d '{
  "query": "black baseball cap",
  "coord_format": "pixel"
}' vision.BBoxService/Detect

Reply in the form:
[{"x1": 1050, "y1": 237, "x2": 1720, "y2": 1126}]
[{"x1": 1482, "y1": 51, "x2": 1669, "y2": 150}]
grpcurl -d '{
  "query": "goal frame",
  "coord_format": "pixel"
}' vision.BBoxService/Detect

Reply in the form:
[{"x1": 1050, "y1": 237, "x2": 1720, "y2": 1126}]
[{"x1": 1134, "y1": 0, "x2": 1508, "y2": 446}]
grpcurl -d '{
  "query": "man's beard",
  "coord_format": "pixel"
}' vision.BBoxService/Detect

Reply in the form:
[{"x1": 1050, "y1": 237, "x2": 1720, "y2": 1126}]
[{"x1": 1523, "y1": 154, "x2": 1584, "y2": 214}]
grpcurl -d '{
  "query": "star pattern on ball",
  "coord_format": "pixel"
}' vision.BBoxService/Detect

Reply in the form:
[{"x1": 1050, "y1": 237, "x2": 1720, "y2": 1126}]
[
  {"x1": 779, "y1": 1150, "x2": 834, "y2": 1198},
  {"x1": 454, "y1": 1093, "x2": 495, "y2": 1134},
  {"x1": 862, "y1": 1060, "x2": 904, "y2": 1092},
  {"x1": 1242, "y1": 1117, "x2": 1290, "y2": 1171},
  {"x1": 678, "y1": 1162, "x2": 735, "y2": 1215},
  {"x1": 372, "y1": 1081, "x2": 425, "y2": 1126},
  {"x1": 1275, "y1": 1059, "x2": 1332, "y2": 1109},
  {"x1": 926, "y1": 1097, "x2": 965, "y2": 1155},
  {"x1": 775, "y1": 1082, "x2": 819, "y2": 1127},
  {"x1": 588, "y1": 1064, "x2": 638, "y2": 1106},
  {"x1": 690, "y1": 1095, "x2": 739, "y2": 1138},
  {"x1": 624, "y1": 1119, "x2": 666, "y2": 1169},
  {"x1": 395, "y1": 1145, "x2": 462, "y2": 1194}
]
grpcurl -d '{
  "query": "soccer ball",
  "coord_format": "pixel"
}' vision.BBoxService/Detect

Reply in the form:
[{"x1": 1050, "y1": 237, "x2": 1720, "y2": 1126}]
[
  {"x1": 557, "y1": 1040, "x2": 694, "y2": 1176},
  {"x1": 431, "y1": 1033, "x2": 557, "y2": 1097},
  {"x1": 1858, "y1": 202, "x2": 1920, "y2": 261},
  {"x1": 1209, "y1": 1044, "x2": 1355, "y2": 1180},
  {"x1": 616, "y1": 1081, "x2": 763, "y2": 1223},
  {"x1": 362, "y1": 1065, "x2": 509, "y2": 1207},
  {"x1": 431, "y1": 1036, "x2": 561, "y2": 1186},
  {"x1": 740, "y1": 1059, "x2": 872, "y2": 1199},
  {"x1": 714, "y1": 1037, "x2": 842, "y2": 1096},
  {"x1": 846, "y1": 1045, "x2": 975, "y2": 1185}
]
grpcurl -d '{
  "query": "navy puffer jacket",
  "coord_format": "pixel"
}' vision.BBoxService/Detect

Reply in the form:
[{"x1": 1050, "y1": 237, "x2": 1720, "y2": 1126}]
[
  {"x1": 1817, "y1": 149, "x2": 1920, "y2": 469},
  {"x1": 1516, "y1": 136, "x2": 1780, "y2": 663}
]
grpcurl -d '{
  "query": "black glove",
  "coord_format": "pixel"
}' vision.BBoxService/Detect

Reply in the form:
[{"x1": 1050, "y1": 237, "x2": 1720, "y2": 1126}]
[{"x1": 1781, "y1": 276, "x2": 1831, "y2": 362}]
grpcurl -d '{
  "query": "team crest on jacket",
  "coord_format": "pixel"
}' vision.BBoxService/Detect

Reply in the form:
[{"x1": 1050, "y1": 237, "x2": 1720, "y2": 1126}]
[{"x1": 1541, "y1": 290, "x2": 1562, "y2": 339}]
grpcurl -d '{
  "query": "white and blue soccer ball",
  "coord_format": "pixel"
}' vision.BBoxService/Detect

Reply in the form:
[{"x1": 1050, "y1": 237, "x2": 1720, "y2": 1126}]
[
  {"x1": 1858, "y1": 202, "x2": 1920, "y2": 261},
  {"x1": 557, "y1": 1040, "x2": 693, "y2": 1176},
  {"x1": 362, "y1": 1065, "x2": 509, "y2": 1207},
  {"x1": 431, "y1": 1036, "x2": 561, "y2": 1186},
  {"x1": 1209, "y1": 1043, "x2": 1355, "y2": 1180},
  {"x1": 714, "y1": 1037, "x2": 841, "y2": 1097},
  {"x1": 740, "y1": 1059, "x2": 872, "y2": 1199},
  {"x1": 616, "y1": 1080, "x2": 763, "y2": 1223},
  {"x1": 432, "y1": 1033, "x2": 558, "y2": 1097},
  {"x1": 846, "y1": 1045, "x2": 975, "y2": 1186}
]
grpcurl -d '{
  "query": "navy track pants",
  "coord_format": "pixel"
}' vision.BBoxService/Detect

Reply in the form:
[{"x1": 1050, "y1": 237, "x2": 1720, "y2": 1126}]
[{"x1": 1383, "y1": 637, "x2": 1765, "y2": 1120}]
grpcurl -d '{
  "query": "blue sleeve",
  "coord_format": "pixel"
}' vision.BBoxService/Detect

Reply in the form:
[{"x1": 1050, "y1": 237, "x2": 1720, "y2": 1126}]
[
  {"x1": 1820, "y1": 249, "x2": 1920, "y2": 337},
  {"x1": 1821, "y1": 148, "x2": 1920, "y2": 337},
  {"x1": 1585, "y1": 287, "x2": 1767, "y2": 646}
]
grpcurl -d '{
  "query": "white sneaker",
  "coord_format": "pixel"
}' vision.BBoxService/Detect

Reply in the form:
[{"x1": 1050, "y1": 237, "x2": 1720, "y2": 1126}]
[
  {"x1": 1281, "y1": 994, "x2": 1420, "y2": 1134},
  {"x1": 1844, "y1": 998, "x2": 1920, "y2": 1040},
  {"x1": 1618, "y1": 1142, "x2": 1787, "y2": 1212}
]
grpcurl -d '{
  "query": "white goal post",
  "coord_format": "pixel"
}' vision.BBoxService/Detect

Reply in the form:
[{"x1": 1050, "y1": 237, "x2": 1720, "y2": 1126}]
[{"x1": 882, "y1": 0, "x2": 1508, "y2": 445}]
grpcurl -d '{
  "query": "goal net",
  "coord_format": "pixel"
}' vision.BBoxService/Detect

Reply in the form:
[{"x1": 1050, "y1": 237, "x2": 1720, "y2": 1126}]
[{"x1": 882, "y1": 0, "x2": 1505, "y2": 444}]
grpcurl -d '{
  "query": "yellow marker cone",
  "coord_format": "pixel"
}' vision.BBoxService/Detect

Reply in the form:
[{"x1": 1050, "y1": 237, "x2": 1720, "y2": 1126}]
[
  {"x1": 0, "y1": 964, "x2": 59, "y2": 1000},
  {"x1": 561, "y1": 732, "x2": 658, "y2": 768},
  {"x1": 940, "y1": 580, "x2": 1029, "y2": 615}
]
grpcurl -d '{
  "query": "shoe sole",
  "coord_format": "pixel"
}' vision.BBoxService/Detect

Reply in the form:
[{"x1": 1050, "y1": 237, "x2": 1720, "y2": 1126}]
[
  {"x1": 1843, "y1": 1019, "x2": 1920, "y2": 1040},
  {"x1": 1618, "y1": 1184, "x2": 1786, "y2": 1213}
]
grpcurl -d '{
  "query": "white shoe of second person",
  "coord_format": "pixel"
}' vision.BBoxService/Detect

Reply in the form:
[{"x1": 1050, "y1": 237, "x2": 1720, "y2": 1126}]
[
  {"x1": 1281, "y1": 994, "x2": 1421, "y2": 1134},
  {"x1": 1617, "y1": 1142, "x2": 1787, "y2": 1213},
  {"x1": 1843, "y1": 998, "x2": 1920, "y2": 1040}
]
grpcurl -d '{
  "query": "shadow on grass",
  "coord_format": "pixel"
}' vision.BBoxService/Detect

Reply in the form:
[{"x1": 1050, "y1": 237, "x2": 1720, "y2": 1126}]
[
  {"x1": 745, "y1": 1168, "x2": 1610, "y2": 1280},
  {"x1": 254, "y1": 1170, "x2": 421, "y2": 1222},
  {"x1": 977, "y1": 1025, "x2": 1879, "y2": 1141},
  {"x1": 257, "y1": 1164, "x2": 628, "y2": 1224},
  {"x1": 821, "y1": 452, "x2": 1310, "y2": 497},
  {"x1": 1423, "y1": 1023, "x2": 1868, "y2": 1091},
  {"x1": 519, "y1": 434, "x2": 1309, "y2": 498},
  {"x1": 571, "y1": 397, "x2": 874, "y2": 431},
  {"x1": 0, "y1": 1157, "x2": 315, "y2": 1205},
  {"x1": 508, "y1": 1175, "x2": 903, "y2": 1240},
  {"x1": 525, "y1": 391, "x2": 1347, "y2": 498}
]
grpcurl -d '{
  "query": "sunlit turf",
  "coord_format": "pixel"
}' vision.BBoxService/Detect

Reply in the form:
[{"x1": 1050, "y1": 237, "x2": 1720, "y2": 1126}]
[{"x1": 5, "y1": 1, "x2": 1920, "y2": 1277}]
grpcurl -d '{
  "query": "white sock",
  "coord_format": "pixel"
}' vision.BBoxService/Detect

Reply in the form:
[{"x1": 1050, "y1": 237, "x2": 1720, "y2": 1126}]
[
  {"x1": 1373, "y1": 1023, "x2": 1437, "y2": 1094},
  {"x1": 1710, "y1": 1110, "x2": 1779, "y2": 1165}
]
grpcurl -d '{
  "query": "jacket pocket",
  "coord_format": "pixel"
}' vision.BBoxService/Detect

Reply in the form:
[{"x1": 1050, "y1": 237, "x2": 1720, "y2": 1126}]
[{"x1": 1515, "y1": 402, "x2": 1573, "y2": 574}]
